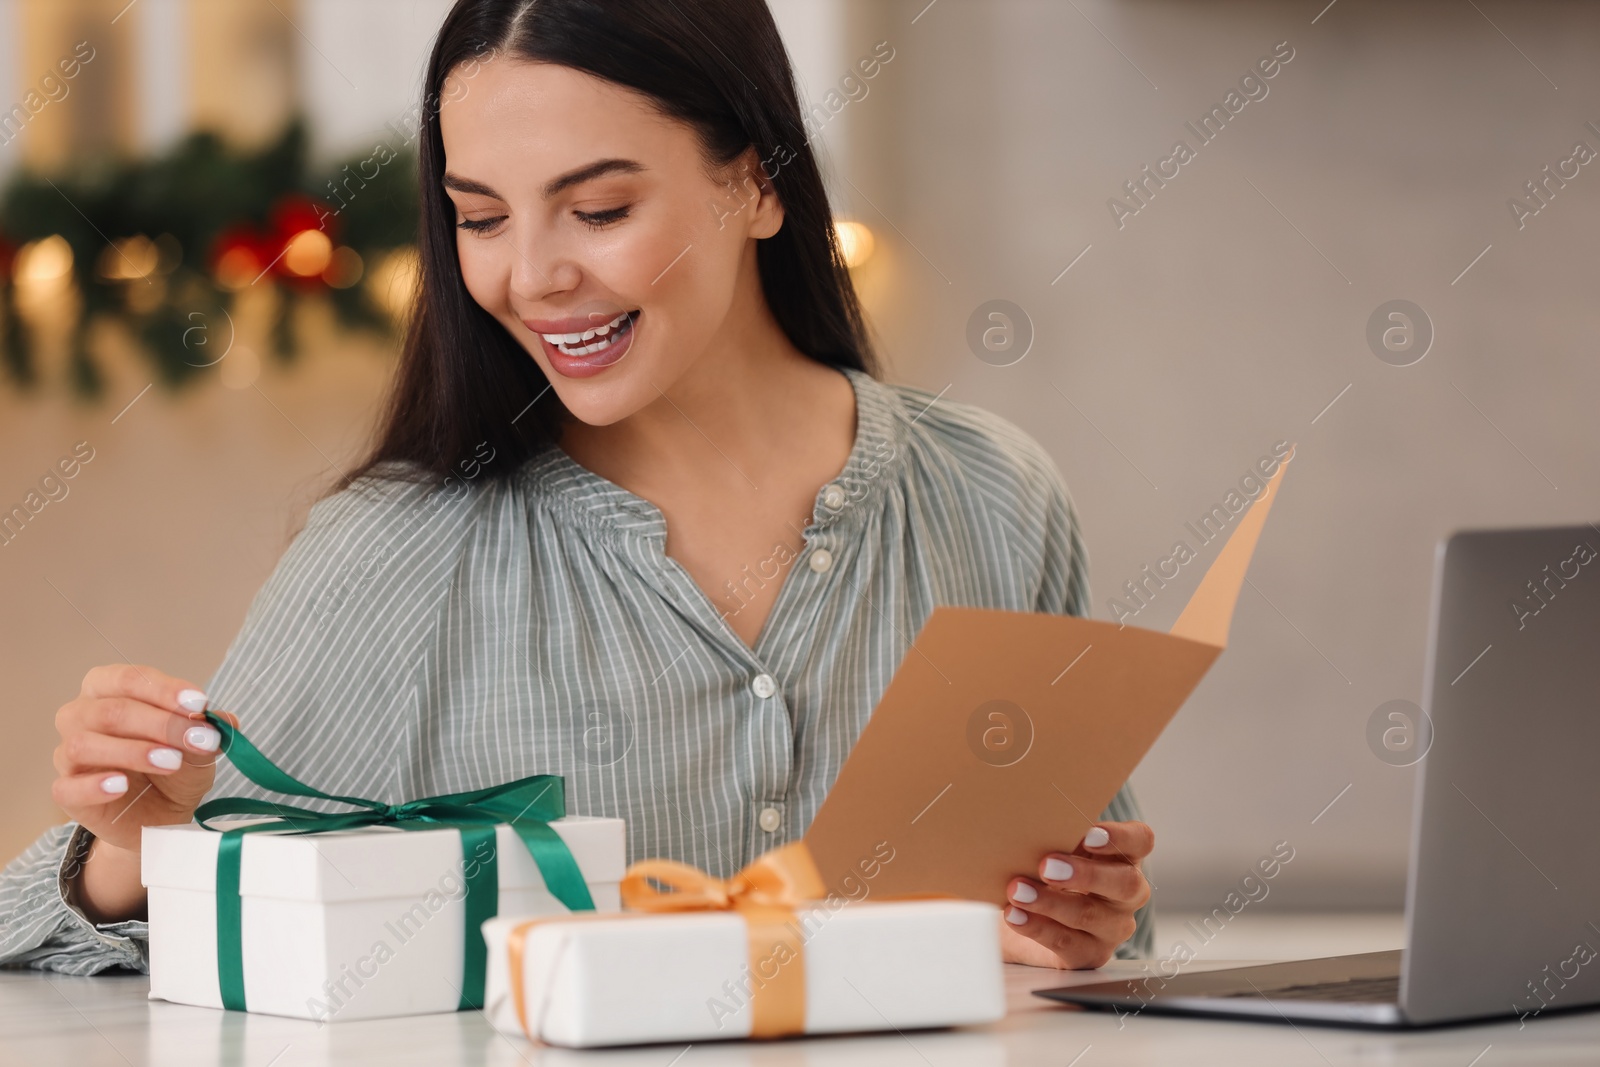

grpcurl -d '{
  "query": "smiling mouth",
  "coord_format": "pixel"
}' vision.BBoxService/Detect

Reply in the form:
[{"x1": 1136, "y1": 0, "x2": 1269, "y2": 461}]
[{"x1": 538, "y1": 310, "x2": 639, "y2": 359}]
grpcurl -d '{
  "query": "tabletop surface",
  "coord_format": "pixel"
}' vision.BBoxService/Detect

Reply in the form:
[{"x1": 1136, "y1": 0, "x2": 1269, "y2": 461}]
[{"x1": 4, "y1": 955, "x2": 1597, "y2": 1066}]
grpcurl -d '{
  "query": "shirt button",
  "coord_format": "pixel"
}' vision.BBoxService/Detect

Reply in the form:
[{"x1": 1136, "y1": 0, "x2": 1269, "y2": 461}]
[
  {"x1": 758, "y1": 807, "x2": 782, "y2": 833},
  {"x1": 820, "y1": 483, "x2": 846, "y2": 510},
  {"x1": 750, "y1": 673, "x2": 777, "y2": 699},
  {"x1": 808, "y1": 547, "x2": 834, "y2": 573}
]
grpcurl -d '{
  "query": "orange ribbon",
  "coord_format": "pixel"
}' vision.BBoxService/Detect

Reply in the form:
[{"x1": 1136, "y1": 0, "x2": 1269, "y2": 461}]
[{"x1": 505, "y1": 841, "x2": 825, "y2": 1041}]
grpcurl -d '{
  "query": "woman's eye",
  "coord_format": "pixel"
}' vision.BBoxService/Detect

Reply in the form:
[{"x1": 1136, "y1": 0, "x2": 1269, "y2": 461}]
[
  {"x1": 457, "y1": 216, "x2": 505, "y2": 235},
  {"x1": 575, "y1": 206, "x2": 631, "y2": 230}
]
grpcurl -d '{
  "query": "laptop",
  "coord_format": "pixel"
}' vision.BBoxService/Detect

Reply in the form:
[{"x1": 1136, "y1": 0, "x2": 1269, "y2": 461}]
[{"x1": 1036, "y1": 524, "x2": 1600, "y2": 1028}]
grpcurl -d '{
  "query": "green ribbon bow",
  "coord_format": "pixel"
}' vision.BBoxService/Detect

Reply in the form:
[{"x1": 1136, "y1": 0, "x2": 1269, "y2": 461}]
[{"x1": 193, "y1": 711, "x2": 595, "y2": 1012}]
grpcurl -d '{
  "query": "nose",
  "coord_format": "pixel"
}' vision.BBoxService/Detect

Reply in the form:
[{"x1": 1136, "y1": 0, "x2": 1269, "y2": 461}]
[{"x1": 507, "y1": 223, "x2": 581, "y2": 305}]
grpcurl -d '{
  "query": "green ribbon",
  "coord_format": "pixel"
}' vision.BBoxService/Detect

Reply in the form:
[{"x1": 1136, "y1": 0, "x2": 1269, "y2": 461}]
[{"x1": 193, "y1": 711, "x2": 595, "y2": 1012}]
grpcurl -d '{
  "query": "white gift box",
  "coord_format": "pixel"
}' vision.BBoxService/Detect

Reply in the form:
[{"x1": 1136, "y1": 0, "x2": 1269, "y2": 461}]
[
  {"x1": 142, "y1": 815, "x2": 625, "y2": 1021},
  {"x1": 482, "y1": 899, "x2": 1005, "y2": 1048}
]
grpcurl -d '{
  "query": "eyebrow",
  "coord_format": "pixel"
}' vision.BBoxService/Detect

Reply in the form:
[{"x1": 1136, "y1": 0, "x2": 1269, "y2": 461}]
[{"x1": 442, "y1": 158, "x2": 647, "y2": 201}]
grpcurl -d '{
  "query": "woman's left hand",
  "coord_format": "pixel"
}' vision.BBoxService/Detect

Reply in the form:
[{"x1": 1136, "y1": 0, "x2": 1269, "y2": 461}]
[{"x1": 999, "y1": 820, "x2": 1154, "y2": 969}]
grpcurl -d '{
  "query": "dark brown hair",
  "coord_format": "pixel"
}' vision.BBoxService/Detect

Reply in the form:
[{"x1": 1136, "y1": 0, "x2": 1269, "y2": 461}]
[{"x1": 325, "y1": 0, "x2": 878, "y2": 500}]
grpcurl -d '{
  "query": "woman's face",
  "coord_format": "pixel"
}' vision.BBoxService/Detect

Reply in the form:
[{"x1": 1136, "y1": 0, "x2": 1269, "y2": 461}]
[{"x1": 439, "y1": 58, "x2": 782, "y2": 427}]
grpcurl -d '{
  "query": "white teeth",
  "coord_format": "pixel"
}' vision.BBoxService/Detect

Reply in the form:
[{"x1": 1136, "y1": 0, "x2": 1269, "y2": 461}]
[
  {"x1": 540, "y1": 310, "x2": 631, "y2": 346},
  {"x1": 542, "y1": 311, "x2": 635, "y2": 356}
]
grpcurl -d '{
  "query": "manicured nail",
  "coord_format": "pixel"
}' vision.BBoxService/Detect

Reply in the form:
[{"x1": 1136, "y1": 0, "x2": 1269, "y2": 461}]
[
  {"x1": 1043, "y1": 858, "x2": 1074, "y2": 881},
  {"x1": 148, "y1": 747, "x2": 184, "y2": 770},
  {"x1": 101, "y1": 774, "x2": 128, "y2": 795},
  {"x1": 1010, "y1": 882, "x2": 1038, "y2": 904},
  {"x1": 1085, "y1": 826, "x2": 1110, "y2": 848},
  {"x1": 185, "y1": 725, "x2": 221, "y2": 752},
  {"x1": 1005, "y1": 906, "x2": 1028, "y2": 926},
  {"x1": 177, "y1": 689, "x2": 208, "y2": 713}
]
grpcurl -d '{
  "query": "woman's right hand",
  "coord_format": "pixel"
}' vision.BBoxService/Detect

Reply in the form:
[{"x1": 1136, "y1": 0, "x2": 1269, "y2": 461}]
[{"x1": 52, "y1": 665, "x2": 230, "y2": 920}]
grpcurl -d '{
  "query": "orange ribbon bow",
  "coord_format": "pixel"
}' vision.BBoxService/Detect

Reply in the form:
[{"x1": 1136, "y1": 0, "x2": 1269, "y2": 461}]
[{"x1": 506, "y1": 841, "x2": 827, "y2": 1041}]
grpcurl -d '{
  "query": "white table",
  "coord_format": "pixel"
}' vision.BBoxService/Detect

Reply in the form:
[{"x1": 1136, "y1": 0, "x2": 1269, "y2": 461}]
[{"x1": 3, "y1": 917, "x2": 1596, "y2": 1065}]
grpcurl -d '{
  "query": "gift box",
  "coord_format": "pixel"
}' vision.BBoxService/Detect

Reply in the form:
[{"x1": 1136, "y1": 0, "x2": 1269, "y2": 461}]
[
  {"x1": 141, "y1": 712, "x2": 624, "y2": 1022},
  {"x1": 144, "y1": 815, "x2": 625, "y2": 1021},
  {"x1": 481, "y1": 845, "x2": 1006, "y2": 1048}
]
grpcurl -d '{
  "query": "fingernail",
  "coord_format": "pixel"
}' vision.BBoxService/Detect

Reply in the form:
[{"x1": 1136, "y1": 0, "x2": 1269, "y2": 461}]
[
  {"x1": 1005, "y1": 906, "x2": 1028, "y2": 926},
  {"x1": 177, "y1": 689, "x2": 208, "y2": 713},
  {"x1": 148, "y1": 747, "x2": 184, "y2": 770},
  {"x1": 1010, "y1": 882, "x2": 1038, "y2": 904},
  {"x1": 185, "y1": 725, "x2": 221, "y2": 752},
  {"x1": 1085, "y1": 826, "x2": 1110, "y2": 848},
  {"x1": 101, "y1": 774, "x2": 128, "y2": 795},
  {"x1": 1043, "y1": 858, "x2": 1074, "y2": 881}
]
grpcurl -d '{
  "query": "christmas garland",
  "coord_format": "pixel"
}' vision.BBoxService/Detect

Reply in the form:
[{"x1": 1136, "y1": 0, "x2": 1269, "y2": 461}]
[{"x1": 0, "y1": 117, "x2": 418, "y2": 400}]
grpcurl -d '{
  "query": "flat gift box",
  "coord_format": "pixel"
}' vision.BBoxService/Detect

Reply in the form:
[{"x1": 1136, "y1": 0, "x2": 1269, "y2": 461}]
[
  {"x1": 481, "y1": 899, "x2": 1006, "y2": 1048},
  {"x1": 143, "y1": 815, "x2": 624, "y2": 1021}
]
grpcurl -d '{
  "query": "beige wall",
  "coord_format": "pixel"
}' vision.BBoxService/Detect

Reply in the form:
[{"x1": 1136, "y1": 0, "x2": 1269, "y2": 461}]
[
  {"x1": 11, "y1": 0, "x2": 137, "y2": 168},
  {"x1": 188, "y1": 0, "x2": 300, "y2": 149},
  {"x1": 3, "y1": 0, "x2": 1597, "y2": 912}
]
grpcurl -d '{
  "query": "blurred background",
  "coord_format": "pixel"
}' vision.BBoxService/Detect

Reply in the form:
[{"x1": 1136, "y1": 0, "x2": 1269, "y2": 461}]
[{"x1": 2, "y1": 0, "x2": 1596, "y2": 948}]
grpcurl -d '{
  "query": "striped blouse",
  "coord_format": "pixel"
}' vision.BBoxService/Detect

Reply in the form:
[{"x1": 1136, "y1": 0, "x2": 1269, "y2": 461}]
[{"x1": 0, "y1": 366, "x2": 1153, "y2": 973}]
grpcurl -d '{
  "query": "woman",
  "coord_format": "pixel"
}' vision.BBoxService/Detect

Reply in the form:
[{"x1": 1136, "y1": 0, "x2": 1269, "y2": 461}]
[{"x1": 0, "y1": 0, "x2": 1153, "y2": 974}]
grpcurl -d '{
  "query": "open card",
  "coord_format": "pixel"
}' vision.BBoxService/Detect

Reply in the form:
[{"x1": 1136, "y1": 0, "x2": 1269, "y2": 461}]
[{"x1": 803, "y1": 453, "x2": 1291, "y2": 901}]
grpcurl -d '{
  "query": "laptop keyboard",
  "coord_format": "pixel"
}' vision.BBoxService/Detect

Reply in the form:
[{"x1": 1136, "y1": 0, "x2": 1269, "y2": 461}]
[{"x1": 1221, "y1": 974, "x2": 1400, "y2": 1003}]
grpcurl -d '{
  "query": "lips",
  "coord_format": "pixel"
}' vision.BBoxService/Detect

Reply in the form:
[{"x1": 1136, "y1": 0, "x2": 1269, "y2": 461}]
[{"x1": 531, "y1": 310, "x2": 639, "y2": 379}]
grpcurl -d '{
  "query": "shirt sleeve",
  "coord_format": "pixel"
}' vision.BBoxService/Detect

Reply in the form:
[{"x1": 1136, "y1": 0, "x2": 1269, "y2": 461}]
[
  {"x1": 0, "y1": 824, "x2": 149, "y2": 974},
  {"x1": 1035, "y1": 458, "x2": 1156, "y2": 961}
]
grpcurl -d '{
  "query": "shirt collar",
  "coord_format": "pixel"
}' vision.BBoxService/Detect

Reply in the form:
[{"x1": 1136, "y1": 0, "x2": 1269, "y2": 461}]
[{"x1": 522, "y1": 365, "x2": 907, "y2": 547}]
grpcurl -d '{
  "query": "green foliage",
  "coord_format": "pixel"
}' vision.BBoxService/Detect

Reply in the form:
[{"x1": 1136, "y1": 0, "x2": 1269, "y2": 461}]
[{"x1": 0, "y1": 116, "x2": 419, "y2": 399}]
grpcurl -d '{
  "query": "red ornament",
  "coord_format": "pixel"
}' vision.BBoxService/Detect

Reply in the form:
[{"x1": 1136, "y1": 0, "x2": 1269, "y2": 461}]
[
  {"x1": 206, "y1": 195, "x2": 339, "y2": 290},
  {"x1": 268, "y1": 195, "x2": 339, "y2": 290},
  {"x1": 209, "y1": 225, "x2": 276, "y2": 288},
  {"x1": 270, "y1": 195, "x2": 337, "y2": 243}
]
